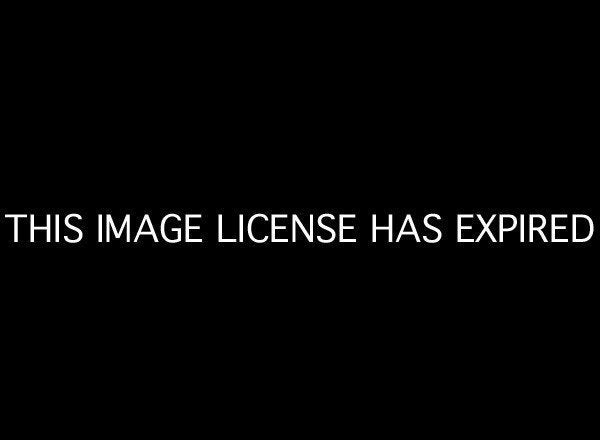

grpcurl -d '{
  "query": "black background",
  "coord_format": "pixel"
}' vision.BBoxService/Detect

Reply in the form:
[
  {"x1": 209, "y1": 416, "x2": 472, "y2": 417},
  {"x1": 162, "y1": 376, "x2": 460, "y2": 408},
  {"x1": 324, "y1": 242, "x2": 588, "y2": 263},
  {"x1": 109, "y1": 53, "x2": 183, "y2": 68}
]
[{"x1": 1, "y1": 6, "x2": 597, "y2": 434}]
